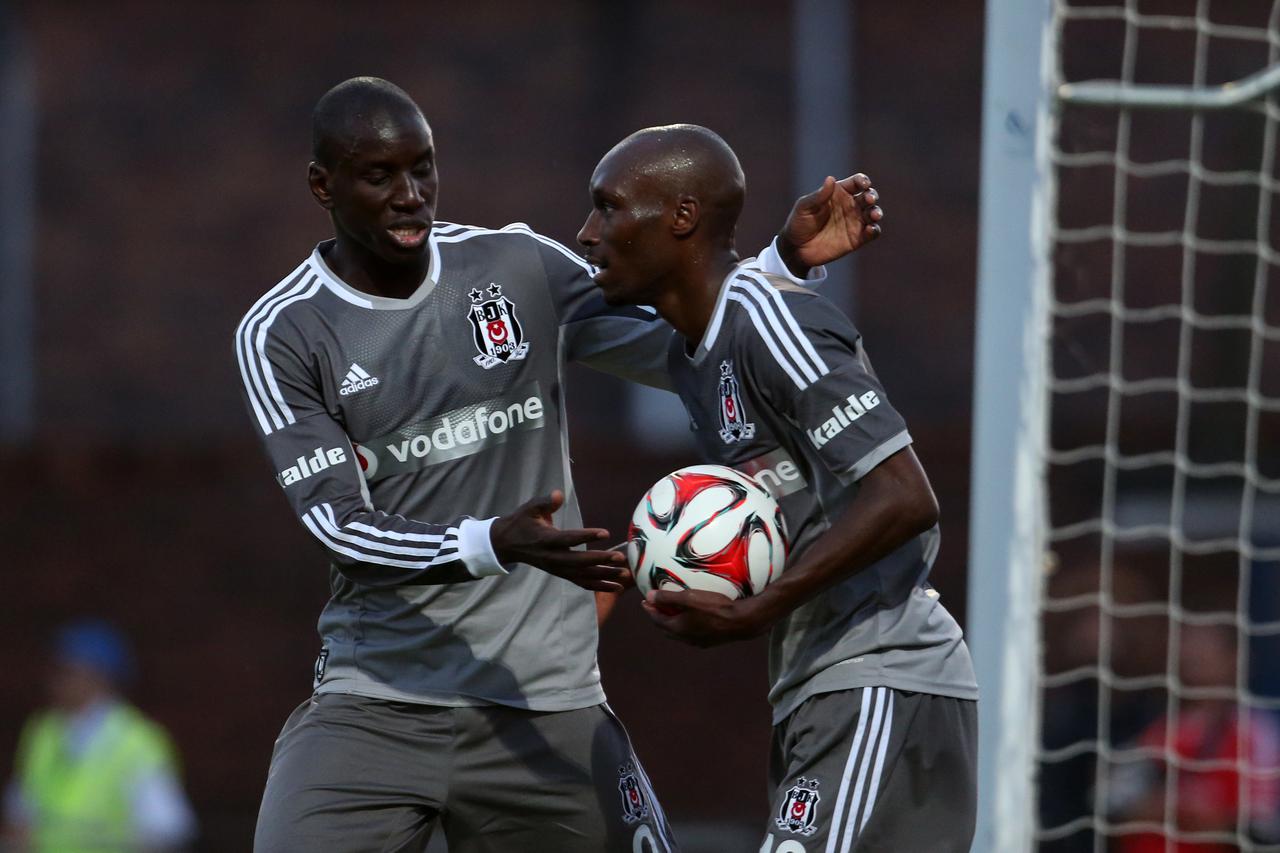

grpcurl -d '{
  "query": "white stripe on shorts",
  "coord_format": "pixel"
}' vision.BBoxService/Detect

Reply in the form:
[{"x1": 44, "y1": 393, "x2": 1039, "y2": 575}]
[{"x1": 825, "y1": 687, "x2": 894, "y2": 853}]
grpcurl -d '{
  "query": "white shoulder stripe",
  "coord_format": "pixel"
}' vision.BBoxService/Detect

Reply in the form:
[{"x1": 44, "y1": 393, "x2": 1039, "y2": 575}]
[
  {"x1": 727, "y1": 290, "x2": 810, "y2": 390},
  {"x1": 252, "y1": 275, "x2": 323, "y2": 432},
  {"x1": 740, "y1": 270, "x2": 831, "y2": 375},
  {"x1": 432, "y1": 220, "x2": 475, "y2": 237},
  {"x1": 509, "y1": 224, "x2": 595, "y2": 274},
  {"x1": 235, "y1": 267, "x2": 314, "y2": 434},
  {"x1": 432, "y1": 221, "x2": 595, "y2": 274},
  {"x1": 235, "y1": 265, "x2": 308, "y2": 432},
  {"x1": 732, "y1": 277, "x2": 828, "y2": 384},
  {"x1": 731, "y1": 281, "x2": 819, "y2": 384}
]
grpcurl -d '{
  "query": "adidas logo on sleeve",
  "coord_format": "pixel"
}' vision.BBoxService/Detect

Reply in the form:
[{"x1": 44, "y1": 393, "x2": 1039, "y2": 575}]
[{"x1": 340, "y1": 363, "x2": 380, "y2": 396}]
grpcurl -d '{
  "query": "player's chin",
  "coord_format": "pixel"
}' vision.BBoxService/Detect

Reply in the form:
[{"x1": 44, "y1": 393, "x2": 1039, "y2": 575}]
[{"x1": 595, "y1": 277, "x2": 637, "y2": 307}]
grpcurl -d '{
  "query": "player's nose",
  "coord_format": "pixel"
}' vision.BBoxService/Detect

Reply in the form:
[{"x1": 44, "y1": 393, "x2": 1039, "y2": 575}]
[
  {"x1": 576, "y1": 214, "x2": 598, "y2": 247},
  {"x1": 390, "y1": 173, "x2": 425, "y2": 209}
]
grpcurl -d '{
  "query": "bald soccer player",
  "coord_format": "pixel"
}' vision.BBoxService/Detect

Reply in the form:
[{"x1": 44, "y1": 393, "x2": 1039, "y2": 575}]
[
  {"x1": 235, "y1": 79, "x2": 884, "y2": 853},
  {"x1": 577, "y1": 125, "x2": 978, "y2": 852}
]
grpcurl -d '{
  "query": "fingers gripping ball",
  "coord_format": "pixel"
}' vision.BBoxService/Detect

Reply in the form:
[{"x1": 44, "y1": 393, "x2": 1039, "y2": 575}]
[{"x1": 627, "y1": 465, "x2": 788, "y2": 599}]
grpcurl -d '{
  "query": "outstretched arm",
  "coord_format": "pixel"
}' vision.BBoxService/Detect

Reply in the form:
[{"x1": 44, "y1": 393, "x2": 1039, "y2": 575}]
[
  {"x1": 491, "y1": 491, "x2": 630, "y2": 592},
  {"x1": 236, "y1": 310, "x2": 627, "y2": 590},
  {"x1": 775, "y1": 173, "x2": 884, "y2": 277},
  {"x1": 643, "y1": 448, "x2": 936, "y2": 646}
]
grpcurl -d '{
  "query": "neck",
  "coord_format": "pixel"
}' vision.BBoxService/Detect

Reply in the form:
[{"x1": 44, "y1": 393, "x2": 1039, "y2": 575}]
[
  {"x1": 325, "y1": 233, "x2": 430, "y2": 300},
  {"x1": 652, "y1": 248, "x2": 739, "y2": 345}
]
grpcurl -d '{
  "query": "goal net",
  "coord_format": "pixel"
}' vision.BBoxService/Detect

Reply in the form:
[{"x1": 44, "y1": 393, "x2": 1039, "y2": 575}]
[{"x1": 1036, "y1": 1, "x2": 1280, "y2": 850}]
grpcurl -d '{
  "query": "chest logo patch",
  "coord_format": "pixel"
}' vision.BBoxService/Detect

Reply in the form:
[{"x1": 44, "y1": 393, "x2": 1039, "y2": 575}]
[
  {"x1": 717, "y1": 359, "x2": 756, "y2": 444},
  {"x1": 468, "y1": 283, "x2": 529, "y2": 369}
]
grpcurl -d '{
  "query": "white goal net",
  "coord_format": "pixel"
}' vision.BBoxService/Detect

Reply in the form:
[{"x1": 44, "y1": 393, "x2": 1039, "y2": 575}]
[{"x1": 1035, "y1": 1, "x2": 1280, "y2": 851}]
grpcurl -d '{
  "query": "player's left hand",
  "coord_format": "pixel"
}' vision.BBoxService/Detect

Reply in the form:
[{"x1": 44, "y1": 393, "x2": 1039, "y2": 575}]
[
  {"x1": 777, "y1": 173, "x2": 884, "y2": 275},
  {"x1": 641, "y1": 589, "x2": 768, "y2": 647}
]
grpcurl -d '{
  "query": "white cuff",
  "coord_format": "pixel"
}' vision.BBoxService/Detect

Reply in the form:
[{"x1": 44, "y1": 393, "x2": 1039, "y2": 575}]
[
  {"x1": 458, "y1": 517, "x2": 509, "y2": 578},
  {"x1": 754, "y1": 237, "x2": 828, "y2": 285}
]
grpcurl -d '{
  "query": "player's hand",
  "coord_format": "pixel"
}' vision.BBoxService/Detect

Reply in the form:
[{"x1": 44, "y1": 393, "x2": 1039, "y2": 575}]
[
  {"x1": 640, "y1": 589, "x2": 769, "y2": 647},
  {"x1": 777, "y1": 173, "x2": 884, "y2": 275},
  {"x1": 490, "y1": 491, "x2": 630, "y2": 592},
  {"x1": 594, "y1": 544, "x2": 636, "y2": 627}
]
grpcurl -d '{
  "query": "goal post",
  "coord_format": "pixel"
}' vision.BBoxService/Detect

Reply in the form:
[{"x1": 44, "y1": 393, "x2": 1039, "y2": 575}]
[
  {"x1": 970, "y1": 1, "x2": 1280, "y2": 851},
  {"x1": 968, "y1": 1, "x2": 1056, "y2": 850}
]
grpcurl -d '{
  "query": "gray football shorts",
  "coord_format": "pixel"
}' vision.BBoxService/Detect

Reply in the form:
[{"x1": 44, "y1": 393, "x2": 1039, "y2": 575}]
[
  {"x1": 253, "y1": 693, "x2": 678, "y2": 853},
  {"x1": 762, "y1": 687, "x2": 977, "y2": 853}
]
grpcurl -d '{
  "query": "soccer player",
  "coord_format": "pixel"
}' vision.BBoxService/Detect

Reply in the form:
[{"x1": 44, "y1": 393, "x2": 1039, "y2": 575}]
[
  {"x1": 577, "y1": 125, "x2": 979, "y2": 852},
  {"x1": 235, "y1": 78, "x2": 882, "y2": 853}
]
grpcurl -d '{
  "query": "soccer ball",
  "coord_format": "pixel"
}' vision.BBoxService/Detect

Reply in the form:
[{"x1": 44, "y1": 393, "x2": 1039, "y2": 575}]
[{"x1": 627, "y1": 464, "x2": 788, "y2": 599}]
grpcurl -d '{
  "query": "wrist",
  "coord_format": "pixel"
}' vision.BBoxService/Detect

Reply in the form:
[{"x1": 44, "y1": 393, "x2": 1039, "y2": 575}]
[
  {"x1": 743, "y1": 587, "x2": 786, "y2": 637},
  {"x1": 773, "y1": 233, "x2": 810, "y2": 279},
  {"x1": 462, "y1": 517, "x2": 509, "y2": 578}
]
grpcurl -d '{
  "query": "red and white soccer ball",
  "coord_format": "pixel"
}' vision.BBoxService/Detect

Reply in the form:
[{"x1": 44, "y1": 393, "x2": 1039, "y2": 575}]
[{"x1": 626, "y1": 464, "x2": 788, "y2": 600}]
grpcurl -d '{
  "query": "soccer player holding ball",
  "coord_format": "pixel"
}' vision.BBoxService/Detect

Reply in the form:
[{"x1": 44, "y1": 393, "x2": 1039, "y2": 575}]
[
  {"x1": 235, "y1": 78, "x2": 882, "y2": 852},
  {"x1": 578, "y1": 125, "x2": 979, "y2": 852}
]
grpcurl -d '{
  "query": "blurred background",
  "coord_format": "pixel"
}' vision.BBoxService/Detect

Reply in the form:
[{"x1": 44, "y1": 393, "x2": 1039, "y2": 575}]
[{"x1": 4, "y1": 1, "x2": 1276, "y2": 851}]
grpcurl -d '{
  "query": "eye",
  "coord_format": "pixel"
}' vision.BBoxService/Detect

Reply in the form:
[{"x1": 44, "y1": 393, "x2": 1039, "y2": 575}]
[
  {"x1": 413, "y1": 161, "x2": 434, "y2": 177},
  {"x1": 363, "y1": 172, "x2": 390, "y2": 186}
]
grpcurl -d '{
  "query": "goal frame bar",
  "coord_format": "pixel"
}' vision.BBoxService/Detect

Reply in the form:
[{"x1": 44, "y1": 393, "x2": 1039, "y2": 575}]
[{"x1": 968, "y1": 2, "x2": 1280, "y2": 850}]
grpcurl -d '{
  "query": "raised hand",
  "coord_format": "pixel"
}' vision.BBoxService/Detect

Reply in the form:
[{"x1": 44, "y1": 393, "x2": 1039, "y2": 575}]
[
  {"x1": 777, "y1": 173, "x2": 884, "y2": 274},
  {"x1": 489, "y1": 490, "x2": 631, "y2": 592}
]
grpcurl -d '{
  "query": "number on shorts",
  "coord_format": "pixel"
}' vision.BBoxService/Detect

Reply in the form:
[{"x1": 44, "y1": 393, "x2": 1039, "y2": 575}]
[{"x1": 633, "y1": 824, "x2": 657, "y2": 852}]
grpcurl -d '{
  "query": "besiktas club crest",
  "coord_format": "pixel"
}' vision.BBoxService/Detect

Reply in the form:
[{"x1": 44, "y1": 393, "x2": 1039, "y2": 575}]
[
  {"x1": 776, "y1": 777, "x2": 821, "y2": 836},
  {"x1": 617, "y1": 761, "x2": 651, "y2": 824},
  {"x1": 468, "y1": 283, "x2": 530, "y2": 369},
  {"x1": 718, "y1": 359, "x2": 756, "y2": 443}
]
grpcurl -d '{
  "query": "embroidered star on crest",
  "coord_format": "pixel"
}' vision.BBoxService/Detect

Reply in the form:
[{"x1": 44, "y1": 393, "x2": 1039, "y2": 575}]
[
  {"x1": 487, "y1": 283, "x2": 503, "y2": 297},
  {"x1": 468, "y1": 288, "x2": 484, "y2": 303}
]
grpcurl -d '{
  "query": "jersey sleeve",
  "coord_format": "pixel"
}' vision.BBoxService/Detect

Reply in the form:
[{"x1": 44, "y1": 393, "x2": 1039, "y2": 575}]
[
  {"x1": 734, "y1": 275, "x2": 911, "y2": 484},
  {"x1": 741, "y1": 237, "x2": 829, "y2": 285},
  {"x1": 234, "y1": 311, "x2": 505, "y2": 587},
  {"x1": 531, "y1": 228, "x2": 823, "y2": 391}
]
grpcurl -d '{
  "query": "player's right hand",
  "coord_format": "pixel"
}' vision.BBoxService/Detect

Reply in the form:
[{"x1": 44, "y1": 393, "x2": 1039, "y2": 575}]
[{"x1": 490, "y1": 490, "x2": 631, "y2": 592}]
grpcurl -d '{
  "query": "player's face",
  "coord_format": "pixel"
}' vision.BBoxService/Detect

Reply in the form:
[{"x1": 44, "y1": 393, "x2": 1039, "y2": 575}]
[
  {"x1": 313, "y1": 113, "x2": 438, "y2": 265},
  {"x1": 577, "y1": 157, "x2": 673, "y2": 306}
]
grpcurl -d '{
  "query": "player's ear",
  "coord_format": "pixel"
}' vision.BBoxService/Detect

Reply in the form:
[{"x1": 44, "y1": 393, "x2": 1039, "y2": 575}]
[
  {"x1": 672, "y1": 195, "x2": 699, "y2": 237},
  {"x1": 308, "y1": 162, "x2": 335, "y2": 210}
]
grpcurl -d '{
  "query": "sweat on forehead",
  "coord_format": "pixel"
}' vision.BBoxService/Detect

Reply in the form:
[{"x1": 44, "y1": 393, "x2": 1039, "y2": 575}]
[{"x1": 312, "y1": 76, "x2": 428, "y2": 166}]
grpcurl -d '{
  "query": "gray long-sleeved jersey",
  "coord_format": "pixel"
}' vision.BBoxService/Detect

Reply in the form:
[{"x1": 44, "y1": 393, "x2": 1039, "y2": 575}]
[
  {"x1": 235, "y1": 222, "x2": 803, "y2": 710},
  {"x1": 668, "y1": 266, "x2": 979, "y2": 724}
]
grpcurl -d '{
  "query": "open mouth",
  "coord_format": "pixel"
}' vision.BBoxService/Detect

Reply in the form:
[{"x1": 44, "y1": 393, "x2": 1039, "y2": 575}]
[{"x1": 387, "y1": 224, "x2": 429, "y2": 248}]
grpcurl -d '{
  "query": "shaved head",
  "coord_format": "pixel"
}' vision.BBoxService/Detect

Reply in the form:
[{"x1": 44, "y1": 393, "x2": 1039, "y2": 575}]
[
  {"x1": 579, "y1": 124, "x2": 749, "y2": 311},
  {"x1": 600, "y1": 124, "x2": 745, "y2": 238},
  {"x1": 312, "y1": 77, "x2": 427, "y2": 168}
]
